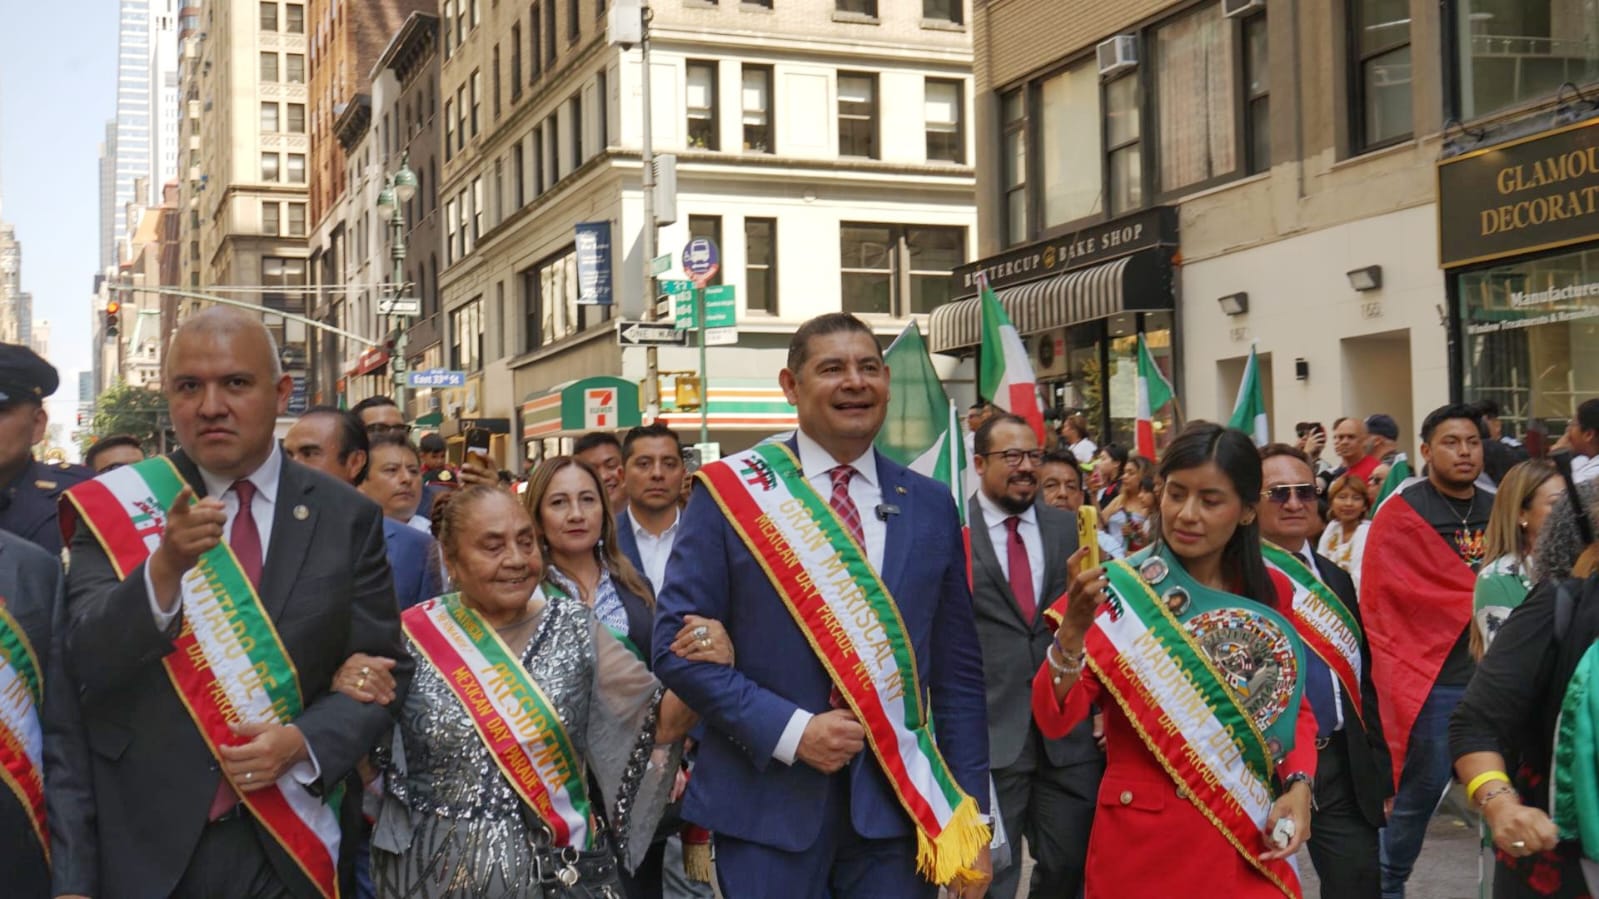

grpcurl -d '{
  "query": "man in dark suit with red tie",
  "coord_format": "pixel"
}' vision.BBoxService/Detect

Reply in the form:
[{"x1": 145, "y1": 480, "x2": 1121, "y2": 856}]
[
  {"x1": 59, "y1": 309, "x2": 411, "y2": 898},
  {"x1": 968, "y1": 413, "x2": 1097, "y2": 898}
]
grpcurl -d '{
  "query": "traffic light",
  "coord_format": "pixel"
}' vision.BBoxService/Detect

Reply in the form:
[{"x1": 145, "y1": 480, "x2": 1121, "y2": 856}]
[{"x1": 105, "y1": 300, "x2": 121, "y2": 338}]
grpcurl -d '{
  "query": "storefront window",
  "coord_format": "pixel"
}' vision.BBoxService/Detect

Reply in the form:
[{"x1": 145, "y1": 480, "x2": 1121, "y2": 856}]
[
  {"x1": 1453, "y1": 0, "x2": 1599, "y2": 122},
  {"x1": 1459, "y1": 247, "x2": 1599, "y2": 442},
  {"x1": 1039, "y1": 312, "x2": 1176, "y2": 459}
]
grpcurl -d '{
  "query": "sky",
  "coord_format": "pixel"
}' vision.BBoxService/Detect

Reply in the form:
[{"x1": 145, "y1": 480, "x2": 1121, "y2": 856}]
[{"x1": 0, "y1": 0, "x2": 117, "y2": 453}]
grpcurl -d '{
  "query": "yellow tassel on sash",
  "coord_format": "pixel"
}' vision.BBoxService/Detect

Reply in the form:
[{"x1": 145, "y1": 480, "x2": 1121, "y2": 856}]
[{"x1": 914, "y1": 797, "x2": 992, "y2": 886}]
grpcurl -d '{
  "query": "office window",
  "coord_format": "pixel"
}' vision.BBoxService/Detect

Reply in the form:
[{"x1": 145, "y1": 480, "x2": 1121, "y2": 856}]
[
  {"x1": 525, "y1": 246, "x2": 605, "y2": 347},
  {"x1": 287, "y1": 203, "x2": 306, "y2": 237},
  {"x1": 492, "y1": 47, "x2": 502, "y2": 119},
  {"x1": 285, "y1": 54, "x2": 305, "y2": 83},
  {"x1": 262, "y1": 202, "x2": 280, "y2": 236},
  {"x1": 746, "y1": 218, "x2": 777, "y2": 314},
  {"x1": 1453, "y1": 1, "x2": 1599, "y2": 120},
  {"x1": 470, "y1": 70, "x2": 482, "y2": 136},
  {"x1": 450, "y1": 299, "x2": 484, "y2": 371},
  {"x1": 445, "y1": 199, "x2": 458, "y2": 264},
  {"x1": 530, "y1": 3, "x2": 544, "y2": 75},
  {"x1": 689, "y1": 216, "x2": 723, "y2": 286},
  {"x1": 457, "y1": 2, "x2": 467, "y2": 45},
  {"x1": 1155, "y1": 4, "x2": 1235, "y2": 192},
  {"x1": 511, "y1": 23, "x2": 523, "y2": 99},
  {"x1": 742, "y1": 66, "x2": 772, "y2": 153},
  {"x1": 837, "y1": 0, "x2": 877, "y2": 15},
  {"x1": 840, "y1": 224, "x2": 964, "y2": 316},
  {"x1": 260, "y1": 2, "x2": 278, "y2": 31},
  {"x1": 568, "y1": 0, "x2": 580, "y2": 41},
  {"x1": 444, "y1": 99, "x2": 455, "y2": 160},
  {"x1": 473, "y1": 177, "x2": 485, "y2": 240},
  {"x1": 597, "y1": 70, "x2": 608, "y2": 148},
  {"x1": 1351, "y1": 0, "x2": 1412, "y2": 149},
  {"x1": 925, "y1": 79, "x2": 963, "y2": 163},
  {"x1": 1243, "y1": 14, "x2": 1270, "y2": 174},
  {"x1": 443, "y1": 0, "x2": 454, "y2": 57},
  {"x1": 456, "y1": 86, "x2": 467, "y2": 151},
  {"x1": 1001, "y1": 89, "x2": 1027, "y2": 245},
  {"x1": 261, "y1": 102, "x2": 280, "y2": 132},
  {"x1": 1105, "y1": 75, "x2": 1142, "y2": 214},
  {"x1": 570, "y1": 95, "x2": 583, "y2": 165},
  {"x1": 923, "y1": 0, "x2": 959, "y2": 23},
  {"x1": 687, "y1": 62, "x2": 718, "y2": 150},
  {"x1": 513, "y1": 140, "x2": 526, "y2": 207},
  {"x1": 472, "y1": 0, "x2": 481, "y2": 28},
  {"x1": 285, "y1": 3, "x2": 303, "y2": 32},
  {"x1": 1040, "y1": 60, "x2": 1102, "y2": 227},
  {"x1": 260, "y1": 52, "x2": 279, "y2": 82},
  {"x1": 838, "y1": 73, "x2": 877, "y2": 158},
  {"x1": 460, "y1": 188, "x2": 474, "y2": 255},
  {"x1": 261, "y1": 153, "x2": 280, "y2": 182},
  {"x1": 532, "y1": 124, "x2": 545, "y2": 194},
  {"x1": 287, "y1": 154, "x2": 306, "y2": 183},
  {"x1": 545, "y1": 0, "x2": 557, "y2": 64},
  {"x1": 286, "y1": 103, "x2": 305, "y2": 133}
]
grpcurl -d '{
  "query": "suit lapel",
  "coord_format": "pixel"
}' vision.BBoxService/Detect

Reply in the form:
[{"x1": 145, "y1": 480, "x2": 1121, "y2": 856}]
[
  {"x1": 257, "y1": 455, "x2": 317, "y2": 622},
  {"x1": 169, "y1": 450, "x2": 207, "y2": 498},
  {"x1": 877, "y1": 453, "x2": 910, "y2": 598}
]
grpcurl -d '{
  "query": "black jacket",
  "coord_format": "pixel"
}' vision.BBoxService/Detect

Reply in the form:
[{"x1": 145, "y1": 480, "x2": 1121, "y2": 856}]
[{"x1": 1314, "y1": 553, "x2": 1394, "y2": 825}]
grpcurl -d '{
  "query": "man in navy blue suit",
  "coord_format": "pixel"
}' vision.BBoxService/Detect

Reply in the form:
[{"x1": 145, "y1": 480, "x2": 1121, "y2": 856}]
[
  {"x1": 284, "y1": 407, "x2": 441, "y2": 609},
  {"x1": 652, "y1": 313, "x2": 992, "y2": 899}
]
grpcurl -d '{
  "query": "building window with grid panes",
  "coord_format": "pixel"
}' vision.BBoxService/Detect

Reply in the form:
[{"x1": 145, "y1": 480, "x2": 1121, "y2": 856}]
[
  {"x1": 471, "y1": 70, "x2": 482, "y2": 136},
  {"x1": 287, "y1": 154, "x2": 306, "y2": 183},
  {"x1": 445, "y1": 198, "x2": 458, "y2": 264},
  {"x1": 1450, "y1": 0, "x2": 1599, "y2": 121},
  {"x1": 460, "y1": 188, "x2": 474, "y2": 255},
  {"x1": 746, "y1": 218, "x2": 777, "y2": 314},
  {"x1": 513, "y1": 140, "x2": 526, "y2": 207},
  {"x1": 444, "y1": 99, "x2": 455, "y2": 160},
  {"x1": 1350, "y1": 0, "x2": 1411, "y2": 151},
  {"x1": 285, "y1": 3, "x2": 303, "y2": 32},
  {"x1": 287, "y1": 203, "x2": 306, "y2": 237},
  {"x1": 840, "y1": 224, "x2": 965, "y2": 316},
  {"x1": 569, "y1": 95, "x2": 583, "y2": 166},
  {"x1": 450, "y1": 299, "x2": 483, "y2": 371},
  {"x1": 1105, "y1": 74, "x2": 1141, "y2": 214},
  {"x1": 689, "y1": 216, "x2": 723, "y2": 285},
  {"x1": 742, "y1": 66, "x2": 772, "y2": 153},
  {"x1": 1243, "y1": 13, "x2": 1270, "y2": 174},
  {"x1": 456, "y1": 86, "x2": 467, "y2": 151},
  {"x1": 443, "y1": 0, "x2": 454, "y2": 57},
  {"x1": 687, "y1": 62, "x2": 718, "y2": 150},
  {"x1": 923, "y1": 0, "x2": 959, "y2": 24},
  {"x1": 262, "y1": 202, "x2": 280, "y2": 236},
  {"x1": 261, "y1": 52, "x2": 279, "y2": 82},
  {"x1": 262, "y1": 153, "x2": 280, "y2": 182},
  {"x1": 261, "y1": 102, "x2": 279, "y2": 132},
  {"x1": 838, "y1": 73, "x2": 877, "y2": 159},
  {"x1": 1001, "y1": 89, "x2": 1027, "y2": 246},
  {"x1": 473, "y1": 177, "x2": 485, "y2": 240},
  {"x1": 925, "y1": 79, "x2": 963, "y2": 163},
  {"x1": 260, "y1": 2, "x2": 277, "y2": 31},
  {"x1": 837, "y1": 0, "x2": 877, "y2": 16},
  {"x1": 287, "y1": 103, "x2": 305, "y2": 133},
  {"x1": 511, "y1": 23, "x2": 523, "y2": 99},
  {"x1": 286, "y1": 54, "x2": 305, "y2": 83},
  {"x1": 492, "y1": 47, "x2": 502, "y2": 119},
  {"x1": 1153, "y1": 4, "x2": 1233, "y2": 194},
  {"x1": 1040, "y1": 60, "x2": 1101, "y2": 227}
]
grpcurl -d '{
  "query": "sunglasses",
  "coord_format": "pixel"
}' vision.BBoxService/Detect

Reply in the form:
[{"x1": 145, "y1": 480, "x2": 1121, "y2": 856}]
[{"x1": 1261, "y1": 483, "x2": 1319, "y2": 504}]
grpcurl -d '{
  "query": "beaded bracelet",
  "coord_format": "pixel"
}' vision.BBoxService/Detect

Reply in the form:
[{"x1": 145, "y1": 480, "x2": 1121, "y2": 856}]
[
  {"x1": 1476, "y1": 784, "x2": 1518, "y2": 810},
  {"x1": 1047, "y1": 642, "x2": 1084, "y2": 684}
]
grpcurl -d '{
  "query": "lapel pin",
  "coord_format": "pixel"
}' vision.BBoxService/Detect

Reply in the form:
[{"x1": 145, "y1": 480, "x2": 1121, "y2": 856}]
[
  {"x1": 895, "y1": 485, "x2": 907, "y2": 495},
  {"x1": 293, "y1": 504, "x2": 310, "y2": 521}
]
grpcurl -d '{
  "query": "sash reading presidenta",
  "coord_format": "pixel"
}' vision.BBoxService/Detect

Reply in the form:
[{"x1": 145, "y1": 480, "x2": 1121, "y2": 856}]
[
  {"x1": 59, "y1": 458, "x2": 343, "y2": 899},
  {"x1": 0, "y1": 601, "x2": 47, "y2": 860},
  {"x1": 1260, "y1": 541, "x2": 1366, "y2": 724},
  {"x1": 401, "y1": 591, "x2": 593, "y2": 848},
  {"x1": 1083, "y1": 560, "x2": 1300, "y2": 898},
  {"x1": 695, "y1": 443, "x2": 989, "y2": 885}
]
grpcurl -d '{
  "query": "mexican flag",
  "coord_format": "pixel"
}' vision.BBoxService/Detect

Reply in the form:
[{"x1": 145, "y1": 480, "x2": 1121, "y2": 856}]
[
  {"x1": 1372, "y1": 452, "x2": 1414, "y2": 512},
  {"x1": 1134, "y1": 334, "x2": 1173, "y2": 459},
  {"x1": 878, "y1": 322, "x2": 970, "y2": 582},
  {"x1": 1227, "y1": 345, "x2": 1269, "y2": 445},
  {"x1": 978, "y1": 280, "x2": 1046, "y2": 443}
]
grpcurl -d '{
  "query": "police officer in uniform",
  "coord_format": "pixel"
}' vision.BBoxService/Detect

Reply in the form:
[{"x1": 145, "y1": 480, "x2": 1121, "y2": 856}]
[{"x1": 0, "y1": 344, "x2": 91, "y2": 554}]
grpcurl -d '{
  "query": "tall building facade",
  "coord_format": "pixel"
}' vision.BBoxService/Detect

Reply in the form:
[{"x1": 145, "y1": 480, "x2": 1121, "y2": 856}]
[
  {"x1": 107, "y1": 0, "x2": 180, "y2": 269},
  {"x1": 0, "y1": 224, "x2": 23, "y2": 346},
  {"x1": 433, "y1": 0, "x2": 976, "y2": 468}
]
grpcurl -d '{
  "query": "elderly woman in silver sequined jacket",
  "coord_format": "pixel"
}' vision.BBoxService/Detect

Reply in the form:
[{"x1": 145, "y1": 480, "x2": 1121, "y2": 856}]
[{"x1": 339, "y1": 485, "x2": 728, "y2": 898}]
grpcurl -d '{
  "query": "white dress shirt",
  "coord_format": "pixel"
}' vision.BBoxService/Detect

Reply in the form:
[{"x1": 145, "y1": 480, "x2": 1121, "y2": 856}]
[
  {"x1": 974, "y1": 492, "x2": 1044, "y2": 604},
  {"x1": 631, "y1": 509, "x2": 681, "y2": 591},
  {"x1": 1575, "y1": 454, "x2": 1599, "y2": 485},
  {"x1": 773, "y1": 429, "x2": 887, "y2": 766},
  {"x1": 1295, "y1": 540, "x2": 1345, "y2": 732}
]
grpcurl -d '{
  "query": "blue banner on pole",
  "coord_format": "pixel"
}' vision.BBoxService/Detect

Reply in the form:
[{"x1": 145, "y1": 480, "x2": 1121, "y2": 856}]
[{"x1": 575, "y1": 221, "x2": 613, "y2": 306}]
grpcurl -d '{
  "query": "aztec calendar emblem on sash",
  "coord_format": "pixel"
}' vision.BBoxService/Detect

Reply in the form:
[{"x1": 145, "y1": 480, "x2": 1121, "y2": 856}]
[{"x1": 1185, "y1": 607, "x2": 1298, "y2": 733}]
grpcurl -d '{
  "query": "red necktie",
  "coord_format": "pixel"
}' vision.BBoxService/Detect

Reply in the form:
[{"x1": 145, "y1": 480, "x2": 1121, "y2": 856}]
[
  {"x1": 829, "y1": 466, "x2": 865, "y2": 549},
  {"x1": 208, "y1": 479, "x2": 262, "y2": 821},
  {"x1": 1004, "y1": 516, "x2": 1036, "y2": 623}
]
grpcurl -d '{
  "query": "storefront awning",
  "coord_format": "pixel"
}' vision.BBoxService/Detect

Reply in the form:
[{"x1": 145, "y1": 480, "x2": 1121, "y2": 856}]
[
  {"x1": 346, "y1": 347, "x2": 390, "y2": 377},
  {"x1": 521, "y1": 377, "x2": 642, "y2": 440},
  {"x1": 929, "y1": 252, "x2": 1172, "y2": 354},
  {"x1": 413, "y1": 411, "x2": 443, "y2": 428},
  {"x1": 658, "y1": 381, "x2": 797, "y2": 433}
]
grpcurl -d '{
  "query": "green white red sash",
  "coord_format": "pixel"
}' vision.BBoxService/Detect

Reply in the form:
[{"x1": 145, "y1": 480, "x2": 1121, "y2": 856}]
[
  {"x1": 0, "y1": 600, "x2": 46, "y2": 860},
  {"x1": 401, "y1": 590, "x2": 593, "y2": 847},
  {"x1": 1261, "y1": 542, "x2": 1365, "y2": 724},
  {"x1": 697, "y1": 442, "x2": 988, "y2": 885},
  {"x1": 60, "y1": 458, "x2": 341, "y2": 899},
  {"x1": 1086, "y1": 559, "x2": 1300, "y2": 898}
]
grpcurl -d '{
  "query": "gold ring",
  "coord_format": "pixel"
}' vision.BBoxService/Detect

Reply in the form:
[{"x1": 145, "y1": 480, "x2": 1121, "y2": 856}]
[{"x1": 357, "y1": 674, "x2": 368, "y2": 689}]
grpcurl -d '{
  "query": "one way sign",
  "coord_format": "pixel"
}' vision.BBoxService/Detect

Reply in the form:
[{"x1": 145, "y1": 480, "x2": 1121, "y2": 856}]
[{"x1": 616, "y1": 320, "x2": 689, "y2": 346}]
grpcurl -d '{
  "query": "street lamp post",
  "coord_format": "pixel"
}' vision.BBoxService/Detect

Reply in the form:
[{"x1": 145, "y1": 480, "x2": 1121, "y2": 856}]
[{"x1": 376, "y1": 155, "x2": 419, "y2": 415}]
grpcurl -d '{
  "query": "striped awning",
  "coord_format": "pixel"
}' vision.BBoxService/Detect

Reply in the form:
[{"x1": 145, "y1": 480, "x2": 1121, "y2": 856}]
[{"x1": 929, "y1": 255, "x2": 1151, "y2": 354}]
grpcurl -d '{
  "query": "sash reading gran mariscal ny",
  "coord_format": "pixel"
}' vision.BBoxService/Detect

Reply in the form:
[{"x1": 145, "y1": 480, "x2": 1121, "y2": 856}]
[
  {"x1": 61, "y1": 458, "x2": 342, "y2": 899},
  {"x1": 402, "y1": 590, "x2": 593, "y2": 848},
  {"x1": 697, "y1": 442, "x2": 989, "y2": 886}
]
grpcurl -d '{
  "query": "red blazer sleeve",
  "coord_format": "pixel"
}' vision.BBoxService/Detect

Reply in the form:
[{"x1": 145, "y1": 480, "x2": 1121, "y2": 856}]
[
  {"x1": 1282, "y1": 685, "x2": 1319, "y2": 781},
  {"x1": 1032, "y1": 654, "x2": 1100, "y2": 740}
]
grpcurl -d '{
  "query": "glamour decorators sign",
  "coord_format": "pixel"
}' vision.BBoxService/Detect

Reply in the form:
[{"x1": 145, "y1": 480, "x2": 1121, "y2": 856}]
[{"x1": 1439, "y1": 118, "x2": 1599, "y2": 269}]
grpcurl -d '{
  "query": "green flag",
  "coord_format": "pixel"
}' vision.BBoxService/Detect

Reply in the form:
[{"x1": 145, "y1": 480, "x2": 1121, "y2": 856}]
[
  {"x1": 878, "y1": 322, "x2": 966, "y2": 519},
  {"x1": 1227, "y1": 345, "x2": 1268, "y2": 445},
  {"x1": 1372, "y1": 452, "x2": 1413, "y2": 512}
]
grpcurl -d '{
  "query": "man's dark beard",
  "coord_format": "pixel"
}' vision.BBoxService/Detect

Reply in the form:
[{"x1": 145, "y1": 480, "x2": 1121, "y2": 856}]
[{"x1": 993, "y1": 486, "x2": 1035, "y2": 515}]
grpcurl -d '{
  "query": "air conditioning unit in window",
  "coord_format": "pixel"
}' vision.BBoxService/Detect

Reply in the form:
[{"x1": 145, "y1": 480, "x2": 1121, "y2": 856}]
[
  {"x1": 1096, "y1": 35, "x2": 1138, "y2": 78},
  {"x1": 1223, "y1": 0, "x2": 1266, "y2": 18}
]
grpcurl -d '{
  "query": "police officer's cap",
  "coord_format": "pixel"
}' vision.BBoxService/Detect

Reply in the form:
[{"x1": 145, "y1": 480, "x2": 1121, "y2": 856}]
[{"x1": 0, "y1": 344, "x2": 59, "y2": 406}]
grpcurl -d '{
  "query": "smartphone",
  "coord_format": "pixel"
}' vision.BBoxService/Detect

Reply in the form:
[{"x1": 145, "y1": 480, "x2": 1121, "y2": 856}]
[
  {"x1": 1075, "y1": 505, "x2": 1100, "y2": 574},
  {"x1": 464, "y1": 427, "x2": 492, "y2": 471}
]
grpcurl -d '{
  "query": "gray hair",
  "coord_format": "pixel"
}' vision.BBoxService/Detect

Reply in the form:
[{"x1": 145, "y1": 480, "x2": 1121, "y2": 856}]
[
  {"x1": 1533, "y1": 478, "x2": 1599, "y2": 580},
  {"x1": 168, "y1": 307, "x2": 284, "y2": 380}
]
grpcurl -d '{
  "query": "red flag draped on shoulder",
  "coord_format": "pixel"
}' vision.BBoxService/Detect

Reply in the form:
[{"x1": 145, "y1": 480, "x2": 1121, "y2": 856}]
[{"x1": 1361, "y1": 487, "x2": 1476, "y2": 788}]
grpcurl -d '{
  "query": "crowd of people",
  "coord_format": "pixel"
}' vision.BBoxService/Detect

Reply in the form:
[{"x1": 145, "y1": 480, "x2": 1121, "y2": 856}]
[{"x1": 3, "y1": 308, "x2": 1599, "y2": 899}]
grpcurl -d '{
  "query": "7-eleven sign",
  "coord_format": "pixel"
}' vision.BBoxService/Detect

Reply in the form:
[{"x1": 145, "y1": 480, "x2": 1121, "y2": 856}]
[{"x1": 584, "y1": 388, "x2": 618, "y2": 428}]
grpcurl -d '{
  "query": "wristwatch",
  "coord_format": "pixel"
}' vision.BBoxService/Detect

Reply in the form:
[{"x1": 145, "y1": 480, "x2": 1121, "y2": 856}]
[{"x1": 1281, "y1": 771, "x2": 1317, "y2": 811}]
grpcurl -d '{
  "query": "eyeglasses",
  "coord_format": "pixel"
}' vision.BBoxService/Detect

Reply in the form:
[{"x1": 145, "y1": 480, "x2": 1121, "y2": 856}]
[
  {"x1": 367, "y1": 423, "x2": 413, "y2": 436},
  {"x1": 1261, "y1": 483, "x2": 1319, "y2": 504},
  {"x1": 979, "y1": 449, "x2": 1045, "y2": 469}
]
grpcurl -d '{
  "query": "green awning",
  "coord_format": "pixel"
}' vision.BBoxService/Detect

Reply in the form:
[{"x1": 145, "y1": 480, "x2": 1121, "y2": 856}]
[
  {"x1": 413, "y1": 411, "x2": 443, "y2": 428},
  {"x1": 520, "y1": 376, "x2": 641, "y2": 439}
]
